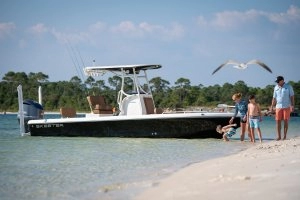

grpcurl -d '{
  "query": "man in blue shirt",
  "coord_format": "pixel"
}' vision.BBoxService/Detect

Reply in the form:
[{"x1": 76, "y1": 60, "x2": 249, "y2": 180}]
[{"x1": 271, "y1": 76, "x2": 295, "y2": 140}]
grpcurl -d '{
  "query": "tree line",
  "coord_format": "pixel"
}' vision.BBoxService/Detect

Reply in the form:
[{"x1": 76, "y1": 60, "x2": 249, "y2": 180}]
[{"x1": 1, "y1": 71, "x2": 299, "y2": 112}]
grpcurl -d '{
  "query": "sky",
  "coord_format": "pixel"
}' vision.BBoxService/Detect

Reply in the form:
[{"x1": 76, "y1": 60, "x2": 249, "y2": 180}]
[{"x1": 1, "y1": 0, "x2": 300, "y2": 88}]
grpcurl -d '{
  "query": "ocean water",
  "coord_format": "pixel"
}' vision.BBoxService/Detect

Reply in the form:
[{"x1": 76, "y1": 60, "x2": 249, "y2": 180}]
[{"x1": 0, "y1": 114, "x2": 299, "y2": 200}]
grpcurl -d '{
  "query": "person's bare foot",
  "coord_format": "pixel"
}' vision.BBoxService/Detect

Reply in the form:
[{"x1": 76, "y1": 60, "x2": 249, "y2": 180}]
[{"x1": 276, "y1": 137, "x2": 281, "y2": 141}]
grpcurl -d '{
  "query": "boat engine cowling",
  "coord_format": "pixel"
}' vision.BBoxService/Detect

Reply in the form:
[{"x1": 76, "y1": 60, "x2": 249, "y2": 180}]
[{"x1": 18, "y1": 99, "x2": 44, "y2": 132}]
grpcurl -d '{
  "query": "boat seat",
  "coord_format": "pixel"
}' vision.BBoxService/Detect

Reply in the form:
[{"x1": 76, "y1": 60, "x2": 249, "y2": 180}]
[
  {"x1": 87, "y1": 96, "x2": 113, "y2": 114},
  {"x1": 143, "y1": 97, "x2": 155, "y2": 114},
  {"x1": 60, "y1": 107, "x2": 76, "y2": 118}
]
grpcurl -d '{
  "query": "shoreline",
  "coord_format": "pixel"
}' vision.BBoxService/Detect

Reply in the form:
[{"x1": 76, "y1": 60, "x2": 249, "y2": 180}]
[{"x1": 136, "y1": 137, "x2": 300, "y2": 200}]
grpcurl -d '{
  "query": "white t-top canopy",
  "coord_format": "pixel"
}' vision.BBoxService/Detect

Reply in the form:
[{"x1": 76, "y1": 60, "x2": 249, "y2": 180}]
[{"x1": 84, "y1": 64, "x2": 162, "y2": 76}]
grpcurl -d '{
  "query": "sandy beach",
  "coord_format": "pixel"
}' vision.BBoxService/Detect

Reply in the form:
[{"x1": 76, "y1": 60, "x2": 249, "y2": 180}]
[{"x1": 136, "y1": 137, "x2": 300, "y2": 200}]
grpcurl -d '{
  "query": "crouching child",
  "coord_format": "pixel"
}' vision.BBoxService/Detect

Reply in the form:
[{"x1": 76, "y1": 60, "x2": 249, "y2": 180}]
[{"x1": 216, "y1": 123, "x2": 238, "y2": 141}]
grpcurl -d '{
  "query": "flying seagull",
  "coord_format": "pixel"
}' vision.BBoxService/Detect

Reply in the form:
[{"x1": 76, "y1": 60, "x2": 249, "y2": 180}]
[{"x1": 212, "y1": 59, "x2": 272, "y2": 75}]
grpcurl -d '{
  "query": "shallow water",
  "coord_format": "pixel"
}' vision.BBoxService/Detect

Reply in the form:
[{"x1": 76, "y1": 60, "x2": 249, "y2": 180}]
[{"x1": 0, "y1": 114, "x2": 299, "y2": 199}]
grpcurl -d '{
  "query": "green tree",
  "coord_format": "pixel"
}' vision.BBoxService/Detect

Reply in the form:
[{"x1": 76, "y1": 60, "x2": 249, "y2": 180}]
[
  {"x1": 28, "y1": 72, "x2": 49, "y2": 83},
  {"x1": 174, "y1": 78, "x2": 191, "y2": 107},
  {"x1": 149, "y1": 77, "x2": 170, "y2": 107},
  {"x1": 220, "y1": 83, "x2": 234, "y2": 104},
  {"x1": 232, "y1": 81, "x2": 249, "y2": 99}
]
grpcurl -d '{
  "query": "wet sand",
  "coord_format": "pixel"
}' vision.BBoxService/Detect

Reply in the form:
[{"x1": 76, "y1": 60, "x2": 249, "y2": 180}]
[{"x1": 136, "y1": 137, "x2": 300, "y2": 200}]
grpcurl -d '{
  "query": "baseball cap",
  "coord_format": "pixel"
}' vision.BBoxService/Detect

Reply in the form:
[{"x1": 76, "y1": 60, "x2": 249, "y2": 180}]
[{"x1": 275, "y1": 76, "x2": 284, "y2": 83}]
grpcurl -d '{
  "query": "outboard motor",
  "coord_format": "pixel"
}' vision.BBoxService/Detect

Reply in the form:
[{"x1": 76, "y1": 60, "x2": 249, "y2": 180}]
[{"x1": 18, "y1": 99, "x2": 44, "y2": 133}]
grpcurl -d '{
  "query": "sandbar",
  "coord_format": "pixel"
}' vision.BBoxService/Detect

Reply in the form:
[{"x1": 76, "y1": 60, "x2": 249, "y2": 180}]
[{"x1": 136, "y1": 137, "x2": 300, "y2": 200}]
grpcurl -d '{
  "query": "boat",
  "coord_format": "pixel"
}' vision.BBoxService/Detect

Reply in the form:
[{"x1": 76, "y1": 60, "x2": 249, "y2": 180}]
[{"x1": 17, "y1": 64, "x2": 240, "y2": 138}]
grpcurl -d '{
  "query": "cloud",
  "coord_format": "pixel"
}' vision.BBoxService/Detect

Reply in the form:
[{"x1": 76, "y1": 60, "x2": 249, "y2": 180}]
[
  {"x1": 162, "y1": 22, "x2": 185, "y2": 40},
  {"x1": 139, "y1": 22, "x2": 158, "y2": 32},
  {"x1": 88, "y1": 21, "x2": 107, "y2": 32},
  {"x1": 25, "y1": 23, "x2": 90, "y2": 44},
  {"x1": 211, "y1": 9, "x2": 262, "y2": 29},
  {"x1": 196, "y1": 16, "x2": 208, "y2": 27},
  {"x1": 197, "y1": 5, "x2": 300, "y2": 30},
  {"x1": 111, "y1": 21, "x2": 185, "y2": 39},
  {"x1": 111, "y1": 21, "x2": 137, "y2": 33},
  {"x1": 0, "y1": 22, "x2": 16, "y2": 39},
  {"x1": 28, "y1": 23, "x2": 48, "y2": 35},
  {"x1": 24, "y1": 5, "x2": 299, "y2": 45},
  {"x1": 196, "y1": 9, "x2": 265, "y2": 30},
  {"x1": 48, "y1": 20, "x2": 185, "y2": 44},
  {"x1": 51, "y1": 28, "x2": 89, "y2": 44},
  {"x1": 266, "y1": 5, "x2": 300, "y2": 24}
]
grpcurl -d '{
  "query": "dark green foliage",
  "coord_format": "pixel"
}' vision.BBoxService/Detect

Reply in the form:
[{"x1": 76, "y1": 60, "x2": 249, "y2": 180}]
[{"x1": 1, "y1": 71, "x2": 299, "y2": 112}]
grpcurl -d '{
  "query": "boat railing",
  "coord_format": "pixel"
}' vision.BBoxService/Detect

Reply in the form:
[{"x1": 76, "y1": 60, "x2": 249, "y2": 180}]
[
  {"x1": 117, "y1": 90, "x2": 130, "y2": 108},
  {"x1": 161, "y1": 108, "x2": 234, "y2": 114},
  {"x1": 161, "y1": 110, "x2": 207, "y2": 114}
]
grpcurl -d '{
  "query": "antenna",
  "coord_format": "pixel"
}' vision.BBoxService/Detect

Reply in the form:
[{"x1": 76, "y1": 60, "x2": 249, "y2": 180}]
[{"x1": 65, "y1": 40, "x2": 85, "y2": 82}]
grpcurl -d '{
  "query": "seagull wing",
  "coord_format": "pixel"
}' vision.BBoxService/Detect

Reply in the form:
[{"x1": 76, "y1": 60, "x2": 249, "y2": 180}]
[
  {"x1": 247, "y1": 60, "x2": 272, "y2": 73},
  {"x1": 233, "y1": 65, "x2": 241, "y2": 69},
  {"x1": 226, "y1": 60, "x2": 241, "y2": 65},
  {"x1": 212, "y1": 60, "x2": 240, "y2": 75},
  {"x1": 212, "y1": 63, "x2": 227, "y2": 75}
]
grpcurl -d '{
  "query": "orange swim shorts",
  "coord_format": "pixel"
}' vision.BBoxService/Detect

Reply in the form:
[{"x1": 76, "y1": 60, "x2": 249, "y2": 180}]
[{"x1": 275, "y1": 108, "x2": 291, "y2": 121}]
